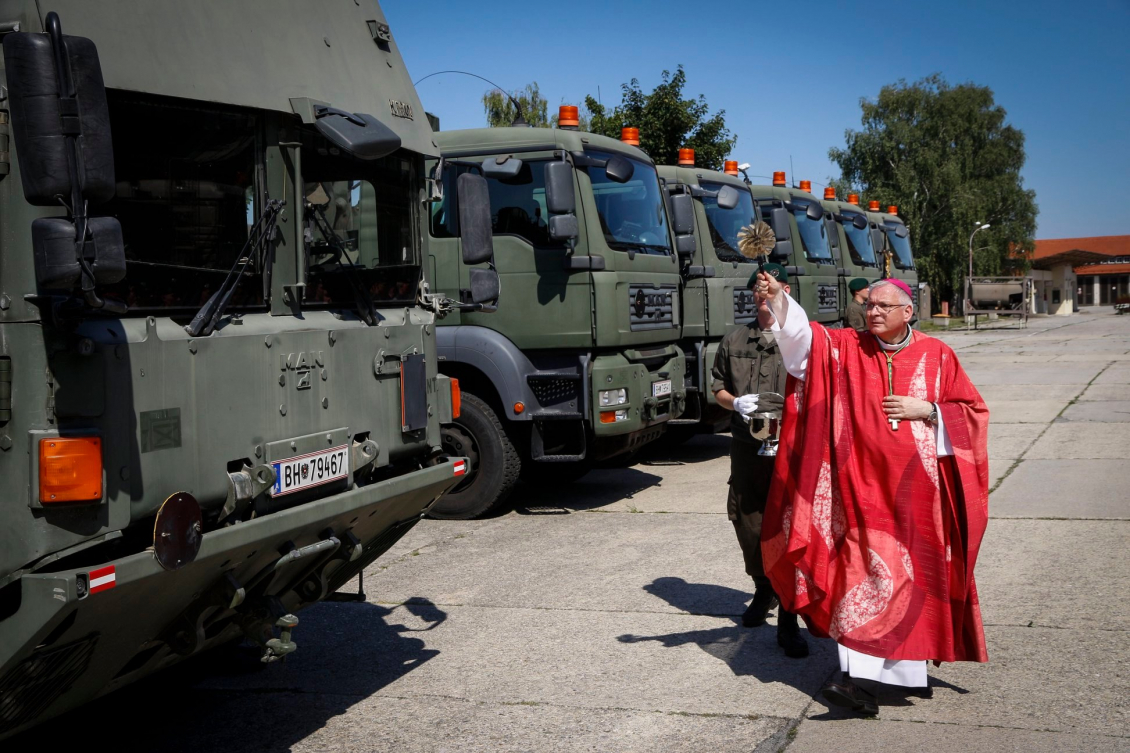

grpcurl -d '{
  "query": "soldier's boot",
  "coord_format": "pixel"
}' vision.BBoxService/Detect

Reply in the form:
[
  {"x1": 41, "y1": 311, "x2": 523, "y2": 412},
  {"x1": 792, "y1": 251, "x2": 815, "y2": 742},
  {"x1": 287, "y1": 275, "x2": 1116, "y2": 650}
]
[
  {"x1": 776, "y1": 609, "x2": 810, "y2": 658},
  {"x1": 742, "y1": 578, "x2": 779, "y2": 627}
]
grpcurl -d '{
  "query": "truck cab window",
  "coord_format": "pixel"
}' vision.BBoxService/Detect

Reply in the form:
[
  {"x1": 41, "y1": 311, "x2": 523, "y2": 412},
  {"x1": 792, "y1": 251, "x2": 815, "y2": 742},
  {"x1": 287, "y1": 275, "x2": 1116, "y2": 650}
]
[
  {"x1": 95, "y1": 91, "x2": 260, "y2": 312},
  {"x1": 429, "y1": 160, "x2": 558, "y2": 248},
  {"x1": 791, "y1": 200, "x2": 833, "y2": 262},
  {"x1": 701, "y1": 181, "x2": 756, "y2": 263},
  {"x1": 841, "y1": 212, "x2": 878, "y2": 266},
  {"x1": 301, "y1": 137, "x2": 420, "y2": 306},
  {"x1": 587, "y1": 151, "x2": 671, "y2": 256}
]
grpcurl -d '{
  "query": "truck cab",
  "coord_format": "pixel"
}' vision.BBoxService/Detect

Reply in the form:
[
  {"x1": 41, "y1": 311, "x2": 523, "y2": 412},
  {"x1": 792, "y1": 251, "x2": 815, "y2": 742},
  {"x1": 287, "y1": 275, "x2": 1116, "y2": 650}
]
[
  {"x1": 657, "y1": 156, "x2": 758, "y2": 434},
  {"x1": 425, "y1": 112, "x2": 686, "y2": 518},
  {"x1": 821, "y1": 189, "x2": 882, "y2": 317},
  {"x1": 0, "y1": 0, "x2": 494, "y2": 736},
  {"x1": 867, "y1": 201, "x2": 920, "y2": 311},
  {"x1": 748, "y1": 174, "x2": 843, "y2": 326}
]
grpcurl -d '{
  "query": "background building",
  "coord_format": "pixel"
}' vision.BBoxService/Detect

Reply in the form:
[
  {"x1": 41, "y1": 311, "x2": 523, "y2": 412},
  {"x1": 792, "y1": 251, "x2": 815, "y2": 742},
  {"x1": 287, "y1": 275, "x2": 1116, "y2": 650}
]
[{"x1": 1027, "y1": 235, "x2": 1129, "y2": 314}]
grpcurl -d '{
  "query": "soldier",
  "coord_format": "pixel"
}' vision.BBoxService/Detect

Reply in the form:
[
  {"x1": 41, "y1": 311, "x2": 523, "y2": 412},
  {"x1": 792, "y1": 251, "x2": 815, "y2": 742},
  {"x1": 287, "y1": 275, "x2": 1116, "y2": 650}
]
[
  {"x1": 845, "y1": 277, "x2": 869, "y2": 332},
  {"x1": 711, "y1": 263, "x2": 809, "y2": 659}
]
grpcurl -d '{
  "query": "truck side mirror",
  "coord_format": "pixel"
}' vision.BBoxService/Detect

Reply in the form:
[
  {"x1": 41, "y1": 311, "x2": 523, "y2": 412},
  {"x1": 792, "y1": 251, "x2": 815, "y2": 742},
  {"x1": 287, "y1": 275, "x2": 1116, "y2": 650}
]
[
  {"x1": 544, "y1": 161, "x2": 576, "y2": 214},
  {"x1": 313, "y1": 106, "x2": 401, "y2": 160},
  {"x1": 852, "y1": 213, "x2": 868, "y2": 230},
  {"x1": 669, "y1": 194, "x2": 696, "y2": 258},
  {"x1": 469, "y1": 268, "x2": 500, "y2": 306},
  {"x1": 4, "y1": 13, "x2": 126, "y2": 296},
  {"x1": 604, "y1": 155, "x2": 634, "y2": 184},
  {"x1": 716, "y1": 185, "x2": 739, "y2": 211},
  {"x1": 3, "y1": 17, "x2": 115, "y2": 205},
  {"x1": 457, "y1": 173, "x2": 494, "y2": 265},
  {"x1": 806, "y1": 202, "x2": 824, "y2": 222}
]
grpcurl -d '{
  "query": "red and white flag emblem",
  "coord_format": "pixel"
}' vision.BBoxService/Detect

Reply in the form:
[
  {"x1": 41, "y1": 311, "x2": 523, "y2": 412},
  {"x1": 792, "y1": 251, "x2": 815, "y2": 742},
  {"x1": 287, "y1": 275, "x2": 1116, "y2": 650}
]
[
  {"x1": 453, "y1": 460, "x2": 466, "y2": 476},
  {"x1": 89, "y1": 565, "x2": 116, "y2": 594}
]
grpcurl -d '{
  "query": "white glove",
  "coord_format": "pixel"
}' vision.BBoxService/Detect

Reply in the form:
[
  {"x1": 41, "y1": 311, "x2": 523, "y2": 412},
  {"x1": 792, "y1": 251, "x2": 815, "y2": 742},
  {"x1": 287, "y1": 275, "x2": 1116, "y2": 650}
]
[{"x1": 733, "y1": 394, "x2": 760, "y2": 417}]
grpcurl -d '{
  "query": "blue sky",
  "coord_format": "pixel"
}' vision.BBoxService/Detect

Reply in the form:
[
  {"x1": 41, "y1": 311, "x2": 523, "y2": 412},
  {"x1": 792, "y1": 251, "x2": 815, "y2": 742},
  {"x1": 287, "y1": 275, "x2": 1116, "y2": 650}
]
[{"x1": 385, "y1": 0, "x2": 1129, "y2": 241}]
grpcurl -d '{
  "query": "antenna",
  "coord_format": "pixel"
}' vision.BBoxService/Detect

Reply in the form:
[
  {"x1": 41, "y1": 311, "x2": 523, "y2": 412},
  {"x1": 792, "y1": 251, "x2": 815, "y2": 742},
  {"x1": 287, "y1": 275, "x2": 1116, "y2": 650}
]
[
  {"x1": 789, "y1": 155, "x2": 795, "y2": 188},
  {"x1": 414, "y1": 70, "x2": 529, "y2": 127}
]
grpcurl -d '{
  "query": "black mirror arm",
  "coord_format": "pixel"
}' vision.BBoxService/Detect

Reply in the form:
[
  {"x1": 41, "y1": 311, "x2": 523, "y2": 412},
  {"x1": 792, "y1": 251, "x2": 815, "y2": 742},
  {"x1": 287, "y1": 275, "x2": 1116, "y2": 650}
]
[{"x1": 314, "y1": 104, "x2": 367, "y2": 127}]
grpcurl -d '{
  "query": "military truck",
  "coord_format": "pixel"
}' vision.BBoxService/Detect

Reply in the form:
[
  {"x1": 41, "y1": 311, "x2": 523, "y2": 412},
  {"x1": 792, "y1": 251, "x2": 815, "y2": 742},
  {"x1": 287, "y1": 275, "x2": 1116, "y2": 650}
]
[
  {"x1": 656, "y1": 153, "x2": 758, "y2": 435},
  {"x1": 747, "y1": 173, "x2": 843, "y2": 326},
  {"x1": 0, "y1": 0, "x2": 497, "y2": 737},
  {"x1": 425, "y1": 112, "x2": 687, "y2": 518},
  {"x1": 866, "y1": 202, "x2": 920, "y2": 310},
  {"x1": 819, "y1": 189, "x2": 882, "y2": 314}
]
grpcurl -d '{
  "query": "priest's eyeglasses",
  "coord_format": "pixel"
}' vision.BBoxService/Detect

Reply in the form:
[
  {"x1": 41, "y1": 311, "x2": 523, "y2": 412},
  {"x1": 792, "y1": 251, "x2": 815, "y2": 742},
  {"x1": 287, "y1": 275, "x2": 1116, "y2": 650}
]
[{"x1": 865, "y1": 301, "x2": 908, "y2": 314}]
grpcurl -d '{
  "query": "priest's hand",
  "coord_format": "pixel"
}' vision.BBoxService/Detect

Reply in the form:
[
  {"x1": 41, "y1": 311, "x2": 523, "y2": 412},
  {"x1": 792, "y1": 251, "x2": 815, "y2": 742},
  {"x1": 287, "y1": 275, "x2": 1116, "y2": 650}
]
[
  {"x1": 754, "y1": 272, "x2": 782, "y2": 305},
  {"x1": 882, "y1": 395, "x2": 934, "y2": 422}
]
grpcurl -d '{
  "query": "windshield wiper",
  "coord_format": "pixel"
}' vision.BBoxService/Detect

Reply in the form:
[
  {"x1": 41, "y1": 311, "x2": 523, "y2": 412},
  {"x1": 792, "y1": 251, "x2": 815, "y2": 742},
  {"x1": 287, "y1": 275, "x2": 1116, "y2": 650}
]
[
  {"x1": 185, "y1": 199, "x2": 284, "y2": 337},
  {"x1": 305, "y1": 202, "x2": 378, "y2": 325},
  {"x1": 606, "y1": 240, "x2": 670, "y2": 256}
]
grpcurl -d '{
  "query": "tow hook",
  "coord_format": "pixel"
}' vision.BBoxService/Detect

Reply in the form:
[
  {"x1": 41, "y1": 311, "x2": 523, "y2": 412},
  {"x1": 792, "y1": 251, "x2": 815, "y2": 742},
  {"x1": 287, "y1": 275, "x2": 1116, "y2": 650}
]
[
  {"x1": 672, "y1": 391, "x2": 686, "y2": 416},
  {"x1": 262, "y1": 613, "x2": 299, "y2": 663},
  {"x1": 642, "y1": 396, "x2": 658, "y2": 421}
]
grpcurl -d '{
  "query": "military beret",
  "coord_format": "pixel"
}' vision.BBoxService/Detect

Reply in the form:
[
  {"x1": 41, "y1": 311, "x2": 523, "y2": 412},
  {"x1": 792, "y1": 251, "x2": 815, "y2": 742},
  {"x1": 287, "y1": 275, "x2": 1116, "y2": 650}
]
[
  {"x1": 848, "y1": 277, "x2": 869, "y2": 293},
  {"x1": 747, "y1": 262, "x2": 789, "y2": 289}
]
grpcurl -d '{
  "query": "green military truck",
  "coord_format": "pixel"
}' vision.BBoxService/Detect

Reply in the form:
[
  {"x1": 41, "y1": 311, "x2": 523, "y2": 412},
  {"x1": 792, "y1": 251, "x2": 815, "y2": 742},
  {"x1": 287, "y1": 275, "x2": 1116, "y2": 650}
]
[
  {"x1": 656, "y1": 155, "x2": 757, "y2": 435},
  {"x1": 425, "y1": 112, "x2": 687, "y2": 518},
  {"x1": 820, "y1": 189, "x2": 882, "y2": 316},
  {"x1": 0, "y1": 0, "x2": 497, "y2": 737},
  {"x1": 747, "y1": 173, "x2": 843, "y2": 326},
  {"x1": 865, "y1": 201, "x2": 920, "y2": 311}
]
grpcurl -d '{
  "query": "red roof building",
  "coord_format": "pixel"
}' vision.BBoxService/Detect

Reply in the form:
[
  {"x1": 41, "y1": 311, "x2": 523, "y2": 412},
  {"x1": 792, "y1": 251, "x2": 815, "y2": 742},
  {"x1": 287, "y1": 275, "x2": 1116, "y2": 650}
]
[{"x1": 1031, "y1": 236, "x2": 1129, "y2": 306}]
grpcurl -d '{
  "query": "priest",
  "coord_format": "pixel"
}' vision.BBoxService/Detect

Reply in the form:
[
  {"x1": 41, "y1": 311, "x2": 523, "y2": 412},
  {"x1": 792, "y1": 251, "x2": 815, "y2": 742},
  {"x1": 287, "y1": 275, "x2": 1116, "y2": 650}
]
[{"x1": 754, "y1": 273, "x2": 990, "y2": 716}]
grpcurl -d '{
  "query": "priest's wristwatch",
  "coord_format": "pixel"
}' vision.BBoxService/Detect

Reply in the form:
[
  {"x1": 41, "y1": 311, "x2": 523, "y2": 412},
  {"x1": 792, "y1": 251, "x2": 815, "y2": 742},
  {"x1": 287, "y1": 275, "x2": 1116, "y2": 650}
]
[{"x1": 925, "y1": 403, "x2": 939, "y2": 425}]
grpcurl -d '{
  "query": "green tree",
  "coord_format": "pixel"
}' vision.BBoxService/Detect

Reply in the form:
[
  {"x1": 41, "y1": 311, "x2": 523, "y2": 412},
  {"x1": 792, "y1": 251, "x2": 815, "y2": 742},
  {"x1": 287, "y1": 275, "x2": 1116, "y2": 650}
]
[
  {"x1": 482, "y1": 82, "x2": 551, "y2": 128},
  {"x1": 583, "y1": 66, "x2": 736, "y2": 170},
  {"x1": 829, "y1": 74, "x2": 1038, "y2": 308}
]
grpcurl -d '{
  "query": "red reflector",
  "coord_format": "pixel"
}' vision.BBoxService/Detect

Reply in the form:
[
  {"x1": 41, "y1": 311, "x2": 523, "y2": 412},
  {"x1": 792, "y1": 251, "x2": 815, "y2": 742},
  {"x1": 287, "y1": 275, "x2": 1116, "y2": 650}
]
[{"x1": 89, "y1": 565, "x2": 116, "y2": 594}]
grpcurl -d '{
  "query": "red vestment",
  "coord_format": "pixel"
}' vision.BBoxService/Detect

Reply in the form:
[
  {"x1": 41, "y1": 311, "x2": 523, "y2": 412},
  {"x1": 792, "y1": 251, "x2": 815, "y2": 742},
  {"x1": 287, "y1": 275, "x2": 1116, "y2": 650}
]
[{"x1": 761, "y1": 325, "x2": 990, "y2": 663}]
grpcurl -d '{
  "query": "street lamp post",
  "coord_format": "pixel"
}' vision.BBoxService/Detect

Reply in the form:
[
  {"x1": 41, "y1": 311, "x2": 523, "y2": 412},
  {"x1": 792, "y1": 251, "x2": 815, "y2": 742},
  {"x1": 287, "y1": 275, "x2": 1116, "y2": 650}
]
[{"x1": 967, "y1": 221, "x2": 991, "y2": 313}]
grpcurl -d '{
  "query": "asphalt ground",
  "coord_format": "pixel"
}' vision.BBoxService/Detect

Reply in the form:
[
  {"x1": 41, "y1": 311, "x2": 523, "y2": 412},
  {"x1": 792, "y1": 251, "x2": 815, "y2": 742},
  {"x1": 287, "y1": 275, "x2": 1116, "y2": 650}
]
[{"x1": 13, "y1": 309, "x2": 1129, "y2": 752}]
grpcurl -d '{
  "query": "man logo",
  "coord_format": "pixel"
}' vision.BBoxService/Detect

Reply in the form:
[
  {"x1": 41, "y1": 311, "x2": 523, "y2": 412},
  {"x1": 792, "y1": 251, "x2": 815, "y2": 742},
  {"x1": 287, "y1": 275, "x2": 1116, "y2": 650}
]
[{"x1": 634, "y1": 290, "x2": 647, "y2": 318}]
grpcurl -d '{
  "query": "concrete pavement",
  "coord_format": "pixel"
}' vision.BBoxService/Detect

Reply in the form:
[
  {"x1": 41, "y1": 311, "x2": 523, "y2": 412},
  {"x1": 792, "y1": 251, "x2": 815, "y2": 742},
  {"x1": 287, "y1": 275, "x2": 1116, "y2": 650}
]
[{"x1": 17, "y1": 310, "x2": 1129, "y2": 752}]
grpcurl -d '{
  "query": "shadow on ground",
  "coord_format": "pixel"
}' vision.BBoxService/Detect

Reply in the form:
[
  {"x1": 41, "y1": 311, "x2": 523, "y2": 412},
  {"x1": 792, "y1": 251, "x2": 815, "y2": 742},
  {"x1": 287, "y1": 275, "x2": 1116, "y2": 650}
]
[
  {"x1": 7, "y1": 599, "x2": 446, "y2": 753},
  {"x1": 511, "y1": 467, "x2": 664, "y2": 513},
  {"x1": 619, "y1": 577, "x2": 836, "y2": 696}
]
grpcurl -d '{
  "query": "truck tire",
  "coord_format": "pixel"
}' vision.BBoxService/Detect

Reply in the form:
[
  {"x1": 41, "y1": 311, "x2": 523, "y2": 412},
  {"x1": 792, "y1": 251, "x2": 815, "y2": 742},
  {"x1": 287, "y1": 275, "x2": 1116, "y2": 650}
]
[{"x1": 429, "y1": 393, "x2": 521, "y2": 520}]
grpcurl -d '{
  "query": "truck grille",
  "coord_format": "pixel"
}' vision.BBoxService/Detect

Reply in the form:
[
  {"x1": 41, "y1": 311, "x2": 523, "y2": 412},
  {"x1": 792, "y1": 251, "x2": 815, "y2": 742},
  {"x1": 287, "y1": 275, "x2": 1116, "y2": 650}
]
[
  {"x1": 733, "y1": 288, "x2": 757, "y2": 325},
  {"x1": 629, "y1": 284, "x2": 677, "y2": 332},
  {"x1": 0, "y1": 634, "x2": 98, "y2": 736}
]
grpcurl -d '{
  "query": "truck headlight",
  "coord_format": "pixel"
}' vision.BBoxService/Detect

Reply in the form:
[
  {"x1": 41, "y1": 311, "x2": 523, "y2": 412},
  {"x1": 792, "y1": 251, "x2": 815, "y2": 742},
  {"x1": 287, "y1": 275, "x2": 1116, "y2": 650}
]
[{"x1": 599, "y1": 388, "x2": 627, "y2": 407}]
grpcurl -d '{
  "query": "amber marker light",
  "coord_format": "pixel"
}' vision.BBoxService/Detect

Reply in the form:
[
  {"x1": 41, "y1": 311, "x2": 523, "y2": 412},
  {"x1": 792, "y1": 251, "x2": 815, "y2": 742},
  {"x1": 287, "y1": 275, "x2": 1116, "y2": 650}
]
[
  {"x1": 723, "y1": 160, "x2": 739, "y2": 176},
  {"x1": 39, "y1": 437, "x2": 103, "y2": 503},
  {"x1": 868, "y1": 200, "x2": 881, "y2": 211},
  {"x1": 678, "y1": 148, "x2": 695, "y2": 165},
  {"x1": 888, "y1": 205, "x2": 898, "y2": 215},
  {"x1": 450, "y1": 378, "x2": 462, "y2": 419},
  {"x1": 824, "y1": 187, "x2": 837, "y2": 200},
  {"x1": 558, "y1": 105, "x2": 579, "y2": 127},
  {"x1": 799, "y1": 180, "x2": 812, "y2": 192},
  {"x1": 620, "y1": 127, "x2": 640, "y2": 146},
  {"x1": 513, "y1": 402, "x2": 525, "y2": 415},
  {"x1": 773, "y1": 171, "x2": 786, "y2": 186},
  {"x1": 600, "y1": 411, "x2": 616, "y2": 424},
  {"x1": 847, "y1": 193, "x2": 860, "y2": 205}
]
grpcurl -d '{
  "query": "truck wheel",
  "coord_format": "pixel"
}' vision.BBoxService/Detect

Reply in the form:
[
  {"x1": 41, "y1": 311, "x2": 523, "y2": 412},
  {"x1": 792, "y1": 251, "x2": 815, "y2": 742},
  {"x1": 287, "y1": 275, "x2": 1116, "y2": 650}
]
[{"x1": 429, "y1": 393, "x2": 521, "y2": 520}]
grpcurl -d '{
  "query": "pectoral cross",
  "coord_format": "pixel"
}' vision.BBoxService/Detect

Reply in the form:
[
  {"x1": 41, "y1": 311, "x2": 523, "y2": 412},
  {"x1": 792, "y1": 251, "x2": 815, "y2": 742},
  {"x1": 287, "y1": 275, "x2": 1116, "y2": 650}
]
[{"x1": 885, "y1": 353, "x2": 899, "y2": 431}]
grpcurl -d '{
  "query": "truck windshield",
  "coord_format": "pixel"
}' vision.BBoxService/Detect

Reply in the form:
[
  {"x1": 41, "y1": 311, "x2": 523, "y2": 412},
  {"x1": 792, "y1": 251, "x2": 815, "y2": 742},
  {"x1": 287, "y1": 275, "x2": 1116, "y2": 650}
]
[
  {"x1": 792, "y1": 200, "x2": 833, "y2": 261},
  {"x1": 95, "y1": 91, "x2": 262, "y2": 312},
  {"x1": 301, "y1": 140, "x2": 421, "y2": 307},
  {"x1": 701, "y1": 181, "x2": 756, "y2": 263},
  {"x1": 884, "y1": 225, "x2": 915, "y2": 269},
  {"x1": 587, "y1": 151, "x2": 671, "y2": 256},
  {"x1": 840, "y1": 212, "x2": 877, "y2": 266}
]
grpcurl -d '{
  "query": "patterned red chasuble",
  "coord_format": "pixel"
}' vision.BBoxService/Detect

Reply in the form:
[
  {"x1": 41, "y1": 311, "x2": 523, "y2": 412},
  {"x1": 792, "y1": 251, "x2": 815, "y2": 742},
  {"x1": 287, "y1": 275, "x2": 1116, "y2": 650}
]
[{"x1": 761, "y1": 325, "x2": 990, "y2": 663}]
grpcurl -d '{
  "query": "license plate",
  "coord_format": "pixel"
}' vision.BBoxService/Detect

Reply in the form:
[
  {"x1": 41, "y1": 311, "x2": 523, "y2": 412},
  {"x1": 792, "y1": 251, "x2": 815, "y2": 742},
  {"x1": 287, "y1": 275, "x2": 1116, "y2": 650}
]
[
  {"x1": 271, "y1": 444, "x2": 349, "y2": 497},
  {"x1": 652, "y1": 379, "x2": 673, "y2": 398}
]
